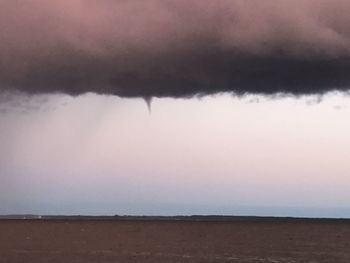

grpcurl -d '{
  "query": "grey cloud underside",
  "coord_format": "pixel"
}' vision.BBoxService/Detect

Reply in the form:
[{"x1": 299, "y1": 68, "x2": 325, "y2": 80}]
[
  {"x1": 2, "y1": 54, "x2": 350, "y2": 98},
  {"x1": 2, "y1": 0, "x2": 350, "y2": 98}
]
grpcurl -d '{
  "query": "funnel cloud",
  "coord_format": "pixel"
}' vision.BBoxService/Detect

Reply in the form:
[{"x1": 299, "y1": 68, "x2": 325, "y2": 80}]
[{"x1": 1, "y1": 0, "x2": 350, "y2": 98}]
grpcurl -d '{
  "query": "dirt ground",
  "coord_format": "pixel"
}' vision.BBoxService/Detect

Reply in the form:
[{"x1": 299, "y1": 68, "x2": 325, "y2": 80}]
[{"x1": 0, "y1": 219, "x2": 350, "y2": 263}]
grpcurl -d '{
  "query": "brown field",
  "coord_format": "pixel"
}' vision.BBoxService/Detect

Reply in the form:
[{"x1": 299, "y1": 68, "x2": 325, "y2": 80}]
[{"x1": 1, "y1": 219, "x2": 350, "y2": 263}]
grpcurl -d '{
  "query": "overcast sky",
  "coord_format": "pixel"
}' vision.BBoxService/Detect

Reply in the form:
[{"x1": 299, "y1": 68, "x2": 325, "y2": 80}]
[
  {"x1": 1, "y1": 0, "x2": 350, "y2": 217},
  {"x1": 2, "y1": 0, "x2": 350, "y2": 96}
]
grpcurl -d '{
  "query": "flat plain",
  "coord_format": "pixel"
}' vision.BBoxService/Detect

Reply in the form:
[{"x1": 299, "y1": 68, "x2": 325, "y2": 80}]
[{"x1": 0, "y1": 219, "x2": 350, "y2": 263}]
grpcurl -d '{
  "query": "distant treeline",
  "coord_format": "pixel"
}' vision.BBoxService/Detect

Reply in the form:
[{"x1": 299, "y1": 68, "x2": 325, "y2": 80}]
[{"x1": 1, "y1": 215, "x2": 350, "y2": 223}]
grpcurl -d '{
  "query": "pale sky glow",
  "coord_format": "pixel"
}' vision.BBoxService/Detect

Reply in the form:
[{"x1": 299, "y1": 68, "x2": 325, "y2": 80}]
[{"x1": 1, "y1": 92, "x2": 350, "y2": 217}]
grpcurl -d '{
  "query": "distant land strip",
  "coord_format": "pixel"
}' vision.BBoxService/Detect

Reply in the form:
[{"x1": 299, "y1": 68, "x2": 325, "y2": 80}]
[{"x1": 1, "y1": 215, "x2": 350, "y2": 223}]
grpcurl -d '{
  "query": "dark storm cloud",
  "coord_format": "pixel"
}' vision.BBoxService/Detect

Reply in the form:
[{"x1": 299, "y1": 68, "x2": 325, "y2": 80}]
[{"x1": 1, "y1": 0, "x2": 350, "y2": 98}]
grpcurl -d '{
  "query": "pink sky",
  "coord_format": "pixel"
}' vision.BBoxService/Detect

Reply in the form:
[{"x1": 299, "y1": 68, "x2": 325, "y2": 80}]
[
  {"x1": 2, "y1": 0, "x2": 350, "y2": 57},
  {"x1": 1, "y1": 93, "x2": 350, "y2": 217},
  {"x1": 1, "y1": 1, "x2": 350, "y2": 217}
]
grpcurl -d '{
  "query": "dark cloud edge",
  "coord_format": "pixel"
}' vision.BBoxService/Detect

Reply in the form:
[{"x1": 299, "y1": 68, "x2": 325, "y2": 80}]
[{"x1": 1, "y1": 56, "x2": 350, "y2": 98}]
